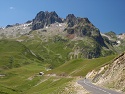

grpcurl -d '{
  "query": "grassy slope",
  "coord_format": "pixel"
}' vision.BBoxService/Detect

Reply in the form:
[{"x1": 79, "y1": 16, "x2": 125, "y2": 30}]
[
  {"x1": 24, "y1": 77, "x2": 73, "y2": 94},
  {"x1": 21, "y1": 36, "x2": 72, "y2": 68},
  {"x1": 47, "y1": 55, "x2": 116, "y2": 77},
  {"x1": 0, "y1": 38, "x2": 117, "y2": 94},
  {"x1": 0, "y1": 62, "x2": 45, "y2": 94},
  {"x1": 0, "y1": 39, "x2": 72, "y2": 94},
  {"x1": 0, "y1": 54, "x2": 116, "y2": 94},
  {"x1": 0, "y1": 62, "x2": 72, "y2": 94},
  {"x1": 0, "y1": 40, "x2": 40, "y2": 71}
]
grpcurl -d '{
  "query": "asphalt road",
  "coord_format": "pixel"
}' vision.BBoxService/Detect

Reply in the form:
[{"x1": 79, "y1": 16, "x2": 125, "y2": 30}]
[{"x1": 77, "y1": 79, "x2": 121, "y2": 94}]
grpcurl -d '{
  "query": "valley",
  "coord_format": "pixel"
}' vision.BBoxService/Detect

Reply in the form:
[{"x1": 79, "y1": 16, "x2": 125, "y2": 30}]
[{"x1": 0, "y1": 11, "x2": 125, "y2": 94}]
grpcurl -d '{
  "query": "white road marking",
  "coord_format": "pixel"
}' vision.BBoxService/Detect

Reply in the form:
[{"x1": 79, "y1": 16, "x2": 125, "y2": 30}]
[{"x1": 83, "y1": 80, "x2": 111, "y2": 94}]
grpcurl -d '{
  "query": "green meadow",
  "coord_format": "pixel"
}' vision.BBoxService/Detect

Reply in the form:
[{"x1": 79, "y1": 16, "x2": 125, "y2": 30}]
[{"x1": 0, "y1": 39, "x2": 117, "y2": 94}]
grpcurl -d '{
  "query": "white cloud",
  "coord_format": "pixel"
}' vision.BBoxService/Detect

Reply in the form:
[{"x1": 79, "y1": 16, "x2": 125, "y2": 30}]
[{"x1": 9, "y1": 7, "x2": 15, "y2": 10}]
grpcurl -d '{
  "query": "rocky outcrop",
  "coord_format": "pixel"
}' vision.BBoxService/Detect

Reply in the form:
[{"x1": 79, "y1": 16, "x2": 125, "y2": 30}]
[
  {"x1": 32, "y1": 11, "x2": 63, "y2": 30},
  {"x1": 88, "y1": 53, "x2": 125, "y2": 92},
  {"x1": 105, "y1": 31, "x2": 117, "y2": 39},
  {"x1": 6, "y1": 23, "x2": 21, "y2": 28},
  {"x1": 6, "y1": 25, "x2": 13, "y2": 28},
  {"x1": 118, "y1": 33, "x2": 125, "y2": 40}
]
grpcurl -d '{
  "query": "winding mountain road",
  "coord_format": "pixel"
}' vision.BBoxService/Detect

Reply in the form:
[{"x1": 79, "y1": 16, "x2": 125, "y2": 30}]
[{"x1": 77, "y1": 79, "x2": 121, "y2": 94}]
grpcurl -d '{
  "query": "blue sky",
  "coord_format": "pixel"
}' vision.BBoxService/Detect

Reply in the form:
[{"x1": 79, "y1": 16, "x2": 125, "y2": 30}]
[{"x1": 0, "y1": 0, "x2": 125, "y2": 34}]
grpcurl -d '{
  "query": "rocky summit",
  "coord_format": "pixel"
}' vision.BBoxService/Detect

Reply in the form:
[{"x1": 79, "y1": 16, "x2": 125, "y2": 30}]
[
  {"x1": 65, "y1": 14, "x2": 105, "y2": 46},
  {"x1": 32, "y1": 11, "x2": 63, "y2": 30},
  {"x1": 65, "y1": 14, "x2": 78, "y2": 27}
]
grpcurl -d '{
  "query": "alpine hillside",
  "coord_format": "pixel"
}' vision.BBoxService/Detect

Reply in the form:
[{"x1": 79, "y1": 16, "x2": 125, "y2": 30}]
[{"x1": 0, "y1": 11, "x2": 125, "y2": 94}]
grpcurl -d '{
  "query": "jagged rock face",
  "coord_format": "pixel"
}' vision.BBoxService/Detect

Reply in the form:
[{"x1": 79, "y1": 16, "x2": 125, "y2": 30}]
[
  {"x1": 66, "y1": 14, "x2": 78, "y2": 27},
  {"x1": 65, "y1": 15, "x2": 105, "y2": 46},
  {"x1": 32, "y1": 11, "x2": 63, "y2": 30}
]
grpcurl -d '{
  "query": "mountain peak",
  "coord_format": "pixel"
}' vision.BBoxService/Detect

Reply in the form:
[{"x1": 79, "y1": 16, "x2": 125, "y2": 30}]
[
  {"x1": 32, "y1": 11, "x2": 63, "y2": 30},
  {"x1": 66, "y1": 14, "x2": 77, "y2": 27}
]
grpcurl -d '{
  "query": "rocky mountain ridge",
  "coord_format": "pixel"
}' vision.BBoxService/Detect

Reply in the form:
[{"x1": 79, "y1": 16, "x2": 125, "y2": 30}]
[
  {"x1": 0, "y1": 11, "x2": 124, "y2": 59},
  {"x1": 31, "y1": 11, "x2": 108, "y2": 48},
  {"x1": 0, "y1": 11, "x2": 123, "y2": 41},
  {"x1": 0, "y1": 22, "x2": 32, "y2": 39}
]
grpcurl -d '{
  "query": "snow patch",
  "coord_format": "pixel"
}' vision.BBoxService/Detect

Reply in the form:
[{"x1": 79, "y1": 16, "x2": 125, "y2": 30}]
[
  {"x1": 117, "y1": 40, "x2": 121, "y2": 44},
  {"x1": 46, "y1": 26, "x2": 48, "y2": 29},
  {"x1": 59, "y1": 24, "x2": 62, "y2": 27}
]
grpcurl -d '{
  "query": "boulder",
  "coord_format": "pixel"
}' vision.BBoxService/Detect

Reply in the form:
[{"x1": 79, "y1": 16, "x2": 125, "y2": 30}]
[{"x1": 39, "y1": 72, "x2": 44, "y2": 75}]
